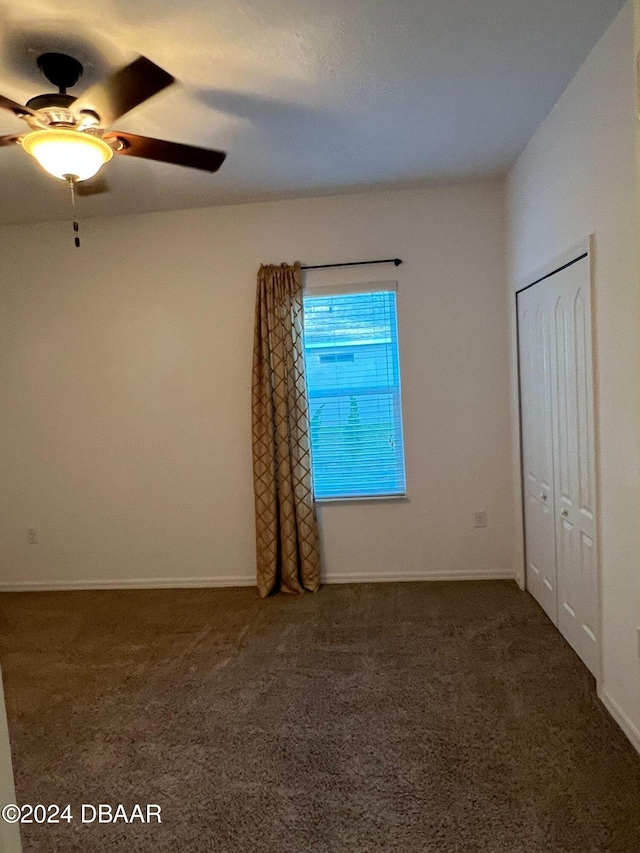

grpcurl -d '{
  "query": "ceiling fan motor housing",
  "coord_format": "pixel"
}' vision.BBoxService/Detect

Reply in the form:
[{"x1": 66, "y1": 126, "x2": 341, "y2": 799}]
[{"x1": 25, "y1": 95, "x2": 77, "y2": 129}]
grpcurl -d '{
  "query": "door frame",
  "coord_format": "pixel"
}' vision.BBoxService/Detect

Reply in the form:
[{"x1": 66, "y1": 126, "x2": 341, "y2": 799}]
[
  {"x1": 0, "y1": 667, "x2": 21, "y2": 853},
  {"x1": 513, "y1": 235, "x2": 603, "y2": 682}
]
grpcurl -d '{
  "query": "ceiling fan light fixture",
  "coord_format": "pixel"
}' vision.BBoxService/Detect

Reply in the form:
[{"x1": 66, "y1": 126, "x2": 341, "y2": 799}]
[{"x1": 21, "y1": 129, "x2": 113, "y2": 181}]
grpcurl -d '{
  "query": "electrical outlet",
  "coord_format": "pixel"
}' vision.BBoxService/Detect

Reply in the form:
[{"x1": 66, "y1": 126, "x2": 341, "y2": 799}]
[
  {"x1": 27, "y1": 528, "x2": 38, "y2": 545},
  {"x1": 474, "y1": 511, "x2": 488, "y2": 529}
]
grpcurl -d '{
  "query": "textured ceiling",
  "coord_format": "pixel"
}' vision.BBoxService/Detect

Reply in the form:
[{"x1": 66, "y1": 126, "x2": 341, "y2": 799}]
[{"x1": 0, "y1": 0, "x2": 627, "y2": 224}]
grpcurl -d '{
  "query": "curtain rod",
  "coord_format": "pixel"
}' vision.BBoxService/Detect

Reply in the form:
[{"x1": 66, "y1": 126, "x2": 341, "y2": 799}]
[{"x1": 301, "y1": 258, "x2": 403, "y2": 271}]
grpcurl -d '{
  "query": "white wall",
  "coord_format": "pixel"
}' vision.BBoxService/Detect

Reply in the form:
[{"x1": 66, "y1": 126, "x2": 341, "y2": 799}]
[
  {"x1": 0, "y1": 183, "x2": 513, "y2": 589},
  {"x1": 507, "y1": 2, "x2": 640, "y2": 747}
]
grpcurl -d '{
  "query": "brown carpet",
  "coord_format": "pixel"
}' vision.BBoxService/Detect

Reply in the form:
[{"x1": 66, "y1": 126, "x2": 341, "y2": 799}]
[{"x1": 1, "y1": 580, "x2": 639, "y2": 852}]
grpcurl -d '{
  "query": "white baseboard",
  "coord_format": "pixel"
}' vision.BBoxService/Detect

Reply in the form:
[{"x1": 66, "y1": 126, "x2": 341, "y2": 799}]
[
  {"x1": 597, "y1": 684, "x2": 640, "y2": 757},
  {"x1": 0, "y1": 569, "x2": 514, "y2": 593},
  {"x1": 322, "y1": 570, "x2": 514, "y2": 585},
  {"x1": 0, "y1": 576, "x2": 257, "y2": 592}
]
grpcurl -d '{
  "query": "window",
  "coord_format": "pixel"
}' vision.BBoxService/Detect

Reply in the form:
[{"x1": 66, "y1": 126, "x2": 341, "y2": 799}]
[{"x1": 303, "y1": 282, "x2": 406, "y2": 500}]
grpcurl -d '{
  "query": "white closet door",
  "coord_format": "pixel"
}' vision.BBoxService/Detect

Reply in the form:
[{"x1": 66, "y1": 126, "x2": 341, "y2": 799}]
[
  {"x1": 518, "y1": 253, "x2": 599, "y2": 677},
  {"x1": 518, "y1": 280, "x2": 558, "y2": 624},
  {"x1": 549, "y1": 258, "x2": 599, "y2": 676}
]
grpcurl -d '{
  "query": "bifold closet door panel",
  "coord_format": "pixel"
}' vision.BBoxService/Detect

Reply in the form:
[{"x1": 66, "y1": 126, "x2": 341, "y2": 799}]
[
  {"x1": 549, "y1": 258, "x2": 599, "y2": 676},
  {"x1": 518, "y1": 281, "x2": 558, "y2": 625}
]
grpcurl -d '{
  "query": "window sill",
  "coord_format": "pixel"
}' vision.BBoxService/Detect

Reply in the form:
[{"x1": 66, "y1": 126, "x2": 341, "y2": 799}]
[{"x1": 315, "y1": 494, "x2": 409, "y2": 505}]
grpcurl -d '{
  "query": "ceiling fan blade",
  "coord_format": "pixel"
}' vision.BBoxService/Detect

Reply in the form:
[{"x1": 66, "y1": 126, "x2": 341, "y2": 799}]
[
  {"x1": 70, "y1": 56, "x2": 174, "y2": 126},
  {"x1": 0, "y1": 134, "x2": 21, "y2": 146},
  {"x1": 0, "y1": 95, "x2": 36, "y2": 119},
  {"x1": 104, "y1": 132, "x2": 227, "y2": 173},
  {"x1": 76, "y1": 175, "x2": 110, "y2": 196}
]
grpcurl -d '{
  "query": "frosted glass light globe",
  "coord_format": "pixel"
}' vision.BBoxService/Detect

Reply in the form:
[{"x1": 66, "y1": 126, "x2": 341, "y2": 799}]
[{"x1": 22, "y1": 129, "x2": 113, "y2": 181}]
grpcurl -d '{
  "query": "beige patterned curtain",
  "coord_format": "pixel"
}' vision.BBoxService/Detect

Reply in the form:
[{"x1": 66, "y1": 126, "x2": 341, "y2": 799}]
[{"x1": 251, "y1": 262, "x2": 321, "y2": 597}]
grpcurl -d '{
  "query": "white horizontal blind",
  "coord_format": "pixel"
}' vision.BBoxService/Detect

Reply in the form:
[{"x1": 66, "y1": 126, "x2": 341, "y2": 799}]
[{"x1": 303, "y1": 287, "x2": 406, "y2": 499}]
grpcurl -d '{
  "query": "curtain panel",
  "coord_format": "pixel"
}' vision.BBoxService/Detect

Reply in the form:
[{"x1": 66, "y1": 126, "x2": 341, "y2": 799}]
[{"x1": 251, "y1": 262, "x2": 321, "y2": 597}]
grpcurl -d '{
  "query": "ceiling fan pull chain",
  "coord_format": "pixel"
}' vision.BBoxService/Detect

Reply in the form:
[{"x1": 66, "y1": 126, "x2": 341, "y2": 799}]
[{"x1": 65, "y1": 175, "x2": 80, "y2": 248}]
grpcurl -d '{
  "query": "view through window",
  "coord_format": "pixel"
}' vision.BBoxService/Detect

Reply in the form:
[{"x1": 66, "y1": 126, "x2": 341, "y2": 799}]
[{"x1": 303, "y1": 287, "x2": 406, "y2": 499}]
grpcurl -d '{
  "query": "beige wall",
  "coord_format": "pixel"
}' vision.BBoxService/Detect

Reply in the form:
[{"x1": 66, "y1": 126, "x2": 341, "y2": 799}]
[
  {"x1": 507, "y1": 2, "x2": 640, "y2": 746},
  {"x1": 0, "y1": 182, "x2": 513, "y2": 589}
]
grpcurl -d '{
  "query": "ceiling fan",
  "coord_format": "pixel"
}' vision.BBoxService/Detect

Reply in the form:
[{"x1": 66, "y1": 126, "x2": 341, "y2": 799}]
[{"x1": 0, "y1": 51, "x2": 227, "y2": 184}]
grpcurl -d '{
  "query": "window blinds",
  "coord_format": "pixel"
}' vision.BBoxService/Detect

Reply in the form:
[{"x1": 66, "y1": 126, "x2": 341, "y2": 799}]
[{"x1": 303, "y1": 286, "x2": 406, "y2": 500}]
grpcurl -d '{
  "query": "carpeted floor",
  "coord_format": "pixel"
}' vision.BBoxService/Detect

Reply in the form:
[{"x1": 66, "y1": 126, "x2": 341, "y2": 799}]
[{"x1": 1, "y1": 580, "x2": 640, "y2": 852}]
